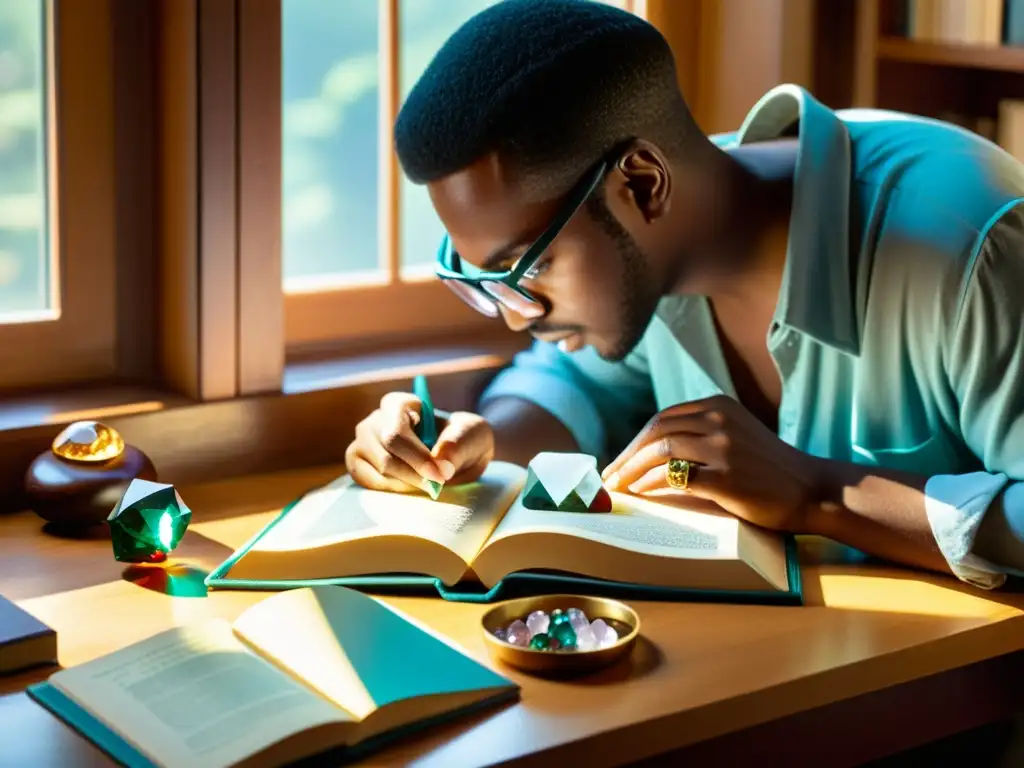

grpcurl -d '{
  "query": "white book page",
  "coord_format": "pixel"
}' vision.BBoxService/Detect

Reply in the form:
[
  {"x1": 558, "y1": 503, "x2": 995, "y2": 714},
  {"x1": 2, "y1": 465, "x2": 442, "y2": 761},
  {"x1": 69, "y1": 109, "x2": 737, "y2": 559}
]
[
  {"x1": 253, "y1": 462, "x2": 526, "y2": 565},
  {"x1": 485, "y1": 490, "x2": 739, "y2": 560},
  {"x1": 52, "y1": 621, "x2": 347, "y2": 768}
]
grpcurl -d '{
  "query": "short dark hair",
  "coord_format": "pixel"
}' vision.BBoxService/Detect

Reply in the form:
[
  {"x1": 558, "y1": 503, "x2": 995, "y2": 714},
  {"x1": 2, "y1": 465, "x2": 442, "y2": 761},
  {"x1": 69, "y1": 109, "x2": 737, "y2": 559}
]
[{"x1": 394, "y1": 0, "x2": 697, "y2": 196}]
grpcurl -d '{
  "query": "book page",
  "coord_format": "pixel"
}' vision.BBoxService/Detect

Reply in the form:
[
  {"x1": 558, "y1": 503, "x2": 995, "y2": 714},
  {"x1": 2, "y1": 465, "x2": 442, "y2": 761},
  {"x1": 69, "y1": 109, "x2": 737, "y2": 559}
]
[
  {"x1": 51, "y1": 621, "x2": 348, "y2": 768},
  {"x1": 253, "y1": 461, "x2": 526, "y2": 566},
  {"x1": 233, "y1": 586, "x2": 515, "y2": 726},
  {"x1": 484, "y1": 490, "x2": 739, "y2": 559}
]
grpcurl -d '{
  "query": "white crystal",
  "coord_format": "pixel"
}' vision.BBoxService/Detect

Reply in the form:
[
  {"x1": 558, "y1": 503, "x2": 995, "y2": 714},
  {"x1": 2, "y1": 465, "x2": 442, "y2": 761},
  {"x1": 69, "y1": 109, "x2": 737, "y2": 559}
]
[
  {"x1": 575, "y1": 625, "x2": 598, "y2": 651},
  {"x1": 506, "y1": 619, "x2": 531, "y2": 647},
  {"x1": 589, "y1": 618, "x2": 618, "y2": 648},
  {"x1": 525, "y1": 452, "x2": 603, "y2": 507},
  {"x1": 568, "y1": 607, "x2": 589, "y2": 632},
  {"x1": 526, "y1": 610, "x2": 549, "y2": 636}
]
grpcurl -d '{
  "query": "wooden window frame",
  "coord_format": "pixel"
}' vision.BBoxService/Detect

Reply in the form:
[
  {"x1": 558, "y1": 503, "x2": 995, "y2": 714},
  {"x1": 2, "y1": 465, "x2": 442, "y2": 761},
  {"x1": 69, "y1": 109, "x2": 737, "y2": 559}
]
[
  {"x1": 273, "y1": 0, "x2": 649, "y2": 356},
  {"x1": 157, "y1": 0, "x2": 284, "y2": 400},
  {"x1": 0, "y1": 0, "x2": 119, "y2": 392}
]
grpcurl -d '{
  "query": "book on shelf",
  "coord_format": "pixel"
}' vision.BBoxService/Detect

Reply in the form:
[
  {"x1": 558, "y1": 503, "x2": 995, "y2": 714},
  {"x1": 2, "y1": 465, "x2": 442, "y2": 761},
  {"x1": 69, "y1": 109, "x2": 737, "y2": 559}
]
[
  {"x1": 903, "y1": 0, "x2": 1005, "y2": 46},
  {"x1": 0, "y1": 594, "x2": 57, "y2": 675},
  {"x1": 998, "y1": 99, "x2": 1024, "y2": 161},
  {"x1": 27, "y1": 585, "x2": 518, "y2": 768},
  {"x1": 205, "y1": 457, "x2": 802, "y2": 605}
]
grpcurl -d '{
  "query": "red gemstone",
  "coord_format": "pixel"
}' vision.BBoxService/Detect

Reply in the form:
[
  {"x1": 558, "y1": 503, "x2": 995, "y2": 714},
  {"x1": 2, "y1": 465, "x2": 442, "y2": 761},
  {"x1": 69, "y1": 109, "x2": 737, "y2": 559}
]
[{"x1": 587, "y1": 487, "x2": 612, "y2": 513}]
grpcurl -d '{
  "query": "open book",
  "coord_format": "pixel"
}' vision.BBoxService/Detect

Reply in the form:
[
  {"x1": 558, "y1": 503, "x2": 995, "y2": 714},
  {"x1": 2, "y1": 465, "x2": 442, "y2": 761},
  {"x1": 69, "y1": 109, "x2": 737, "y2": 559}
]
[
  {"x1": 206, "y1": 460, "x2": 801, "y2": 605},
  {"x1": 27, "y1": 586, "x2": 517, "y2": 768}
]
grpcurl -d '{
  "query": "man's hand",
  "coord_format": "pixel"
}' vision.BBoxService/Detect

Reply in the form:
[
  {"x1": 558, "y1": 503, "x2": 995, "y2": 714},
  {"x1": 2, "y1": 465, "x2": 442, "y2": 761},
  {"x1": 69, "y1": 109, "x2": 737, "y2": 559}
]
[
  {"x1": 601, "y1": 395, "x2": 821, "y2": 532},
  {"x1": 345, "y1": 392, "x2": 494, "y2": 493}
]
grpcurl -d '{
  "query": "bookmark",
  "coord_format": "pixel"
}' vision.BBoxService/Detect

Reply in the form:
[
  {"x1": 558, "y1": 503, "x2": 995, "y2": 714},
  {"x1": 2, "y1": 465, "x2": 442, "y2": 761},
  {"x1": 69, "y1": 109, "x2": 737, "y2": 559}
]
[{"x1": 413, "y1": 375, "x2": 443, "y2": 500}]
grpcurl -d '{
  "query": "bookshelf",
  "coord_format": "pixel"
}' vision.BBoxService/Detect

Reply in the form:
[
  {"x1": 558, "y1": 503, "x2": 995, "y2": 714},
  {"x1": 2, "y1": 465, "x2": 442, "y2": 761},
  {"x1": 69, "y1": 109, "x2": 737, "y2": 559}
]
[
  {"x1": 853, "y1": 0, "x2": 1024, "y2": 148},
  {"x1": 876, "y1": 36, "x2": 1024, "y2": 73}
]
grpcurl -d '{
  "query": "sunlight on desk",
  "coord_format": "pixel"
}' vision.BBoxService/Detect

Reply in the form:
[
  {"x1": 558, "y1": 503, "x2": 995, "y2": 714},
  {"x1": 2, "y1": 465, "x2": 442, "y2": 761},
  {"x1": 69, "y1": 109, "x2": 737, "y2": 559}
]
[
  {"x1": 191, "y1": 511, "x2": 285, "y2": 551},
  {"x1": 817, "y1": 574, "x2": 1024, "y2": 619},
  {"x1": 17, "y1": 581, "x2": 264, "y2": 668}
]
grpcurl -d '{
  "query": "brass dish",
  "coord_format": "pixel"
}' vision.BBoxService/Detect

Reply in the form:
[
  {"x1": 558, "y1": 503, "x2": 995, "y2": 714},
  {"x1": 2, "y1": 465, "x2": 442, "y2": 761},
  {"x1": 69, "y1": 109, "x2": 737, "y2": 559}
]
[{"x1": 481, "y1": 594, "x2": 639, "y2": 675}]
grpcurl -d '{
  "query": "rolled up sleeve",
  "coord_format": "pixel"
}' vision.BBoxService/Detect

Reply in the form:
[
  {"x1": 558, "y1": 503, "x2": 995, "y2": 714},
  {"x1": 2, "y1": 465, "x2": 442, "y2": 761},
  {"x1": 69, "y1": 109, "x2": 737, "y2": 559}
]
[
  {"x1": 478, "y1": 339, "x2": 656, "y2": 460},
  {"x1": 925, "y1": 200, "x2": 1024, "y2": 588}
]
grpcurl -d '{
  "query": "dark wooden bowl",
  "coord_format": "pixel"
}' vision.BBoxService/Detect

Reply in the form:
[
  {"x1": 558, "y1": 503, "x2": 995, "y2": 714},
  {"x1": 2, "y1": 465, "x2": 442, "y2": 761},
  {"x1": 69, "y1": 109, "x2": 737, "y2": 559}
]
[{"x1": 24, "y1": 446, "x2": 158, "y2": 530}]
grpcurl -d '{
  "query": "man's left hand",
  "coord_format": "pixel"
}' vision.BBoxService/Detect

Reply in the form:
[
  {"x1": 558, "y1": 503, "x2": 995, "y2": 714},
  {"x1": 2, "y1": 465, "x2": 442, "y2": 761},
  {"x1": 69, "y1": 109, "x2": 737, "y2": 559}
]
[{"x1": 601, "y1": 395, "x2": 822, "y2": 532}]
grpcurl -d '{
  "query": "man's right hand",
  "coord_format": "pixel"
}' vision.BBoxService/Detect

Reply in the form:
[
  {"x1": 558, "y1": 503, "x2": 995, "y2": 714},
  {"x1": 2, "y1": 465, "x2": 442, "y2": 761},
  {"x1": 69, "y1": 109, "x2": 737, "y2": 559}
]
[{"x1": 344, "y1": 391, "x2": 495, "y2": 493}]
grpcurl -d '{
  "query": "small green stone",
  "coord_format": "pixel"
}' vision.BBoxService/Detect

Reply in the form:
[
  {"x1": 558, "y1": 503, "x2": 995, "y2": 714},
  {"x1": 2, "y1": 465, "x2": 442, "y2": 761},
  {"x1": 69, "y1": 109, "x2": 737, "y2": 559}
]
[
  {"x1": 107, "y1": 479, "x2": 191, "y2": 563},
  {"x1": 528, "y1": 633, "x2": 551, "y2": 650},
  {"x1": 551, "y1": 622, "x2": 577, "y2": 650},
  {"x1": 550, "y1": 611, "x2": 570, "y2": 629}
]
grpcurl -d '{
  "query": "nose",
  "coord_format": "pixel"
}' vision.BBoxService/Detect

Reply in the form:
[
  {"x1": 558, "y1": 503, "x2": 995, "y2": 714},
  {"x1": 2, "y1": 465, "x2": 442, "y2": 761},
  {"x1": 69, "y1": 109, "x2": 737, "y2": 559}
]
[{"x1": 498, "y1": 304, "x2": 537, "y2": 332}]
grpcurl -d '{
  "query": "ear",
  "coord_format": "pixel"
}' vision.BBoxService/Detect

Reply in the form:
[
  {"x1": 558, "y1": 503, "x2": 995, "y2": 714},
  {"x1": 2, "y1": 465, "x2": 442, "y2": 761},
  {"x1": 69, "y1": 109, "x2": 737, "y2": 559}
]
[{"x1": 614, "y1": 140, "x2": 671, "y2": 223}]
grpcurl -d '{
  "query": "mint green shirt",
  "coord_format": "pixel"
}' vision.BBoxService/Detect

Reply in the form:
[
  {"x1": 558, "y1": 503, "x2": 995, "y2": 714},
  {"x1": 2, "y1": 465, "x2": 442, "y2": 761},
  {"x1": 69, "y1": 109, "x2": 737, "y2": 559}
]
[{"x1": 480, "y1": 84, "x2": 1024, "y2": 589}]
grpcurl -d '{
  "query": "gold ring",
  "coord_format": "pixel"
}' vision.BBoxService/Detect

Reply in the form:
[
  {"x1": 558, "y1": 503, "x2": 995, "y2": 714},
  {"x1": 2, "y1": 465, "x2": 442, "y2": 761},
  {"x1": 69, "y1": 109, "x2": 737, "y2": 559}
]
[{"x1": 666, "y1": 458, "x2": 691, "y2": 491}]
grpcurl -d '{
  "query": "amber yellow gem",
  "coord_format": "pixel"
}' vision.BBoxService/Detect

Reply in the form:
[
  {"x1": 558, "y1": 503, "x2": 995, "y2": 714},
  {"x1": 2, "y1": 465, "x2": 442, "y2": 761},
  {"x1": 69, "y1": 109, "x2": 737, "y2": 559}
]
[{"x1": 52, "y1": 421, "x2": 125, "y2": 463}]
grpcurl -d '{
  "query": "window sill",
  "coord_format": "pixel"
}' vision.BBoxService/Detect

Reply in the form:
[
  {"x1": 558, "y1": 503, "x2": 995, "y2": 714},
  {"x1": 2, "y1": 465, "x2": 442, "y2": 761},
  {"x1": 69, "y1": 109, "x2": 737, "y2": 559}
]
[
  {"x1": 0, "y1": 333, "x2": 527, "y2": 511},
  {"x1": 0, "y1": 385, "x2": 193, "y2": 433},
  {"x1": 283, "y1": 332, "x2": 527, "y2": 394}
]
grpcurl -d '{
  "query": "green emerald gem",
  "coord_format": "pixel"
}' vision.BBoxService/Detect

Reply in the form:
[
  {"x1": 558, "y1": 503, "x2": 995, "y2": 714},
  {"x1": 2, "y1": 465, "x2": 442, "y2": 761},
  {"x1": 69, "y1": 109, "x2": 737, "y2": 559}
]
[
  {"x1": 521, "y1": 453, "x2": 610, "y2": 513},
  {"x1": 107, "y1": 479, "x2": 191, "y2": 563},
  {"x1": 551, "y1": 623, "x2": 576, "y2": 649},
  {"x1": 529, "y1": 633, "x2": 551, "y2": 650}
]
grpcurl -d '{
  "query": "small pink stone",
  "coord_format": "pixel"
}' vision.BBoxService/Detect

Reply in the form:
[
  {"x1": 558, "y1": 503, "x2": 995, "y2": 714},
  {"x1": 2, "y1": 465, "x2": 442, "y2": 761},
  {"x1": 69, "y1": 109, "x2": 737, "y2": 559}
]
[{"x1": 506, "y1": 619, "x2": 531, "y2": 646}]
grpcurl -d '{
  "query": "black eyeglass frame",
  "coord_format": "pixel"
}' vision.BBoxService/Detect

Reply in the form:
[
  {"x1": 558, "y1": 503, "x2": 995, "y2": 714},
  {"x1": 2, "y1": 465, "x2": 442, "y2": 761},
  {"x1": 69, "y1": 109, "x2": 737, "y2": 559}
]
[{"x1": 433, "y1": 155, "x2": 612, "y2": 317}]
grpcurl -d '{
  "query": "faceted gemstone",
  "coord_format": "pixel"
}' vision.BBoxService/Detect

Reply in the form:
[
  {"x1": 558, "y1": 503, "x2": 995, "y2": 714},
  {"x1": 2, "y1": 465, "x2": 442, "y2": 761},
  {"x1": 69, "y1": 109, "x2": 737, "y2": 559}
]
[
  {"x1": 528, "y1": 633, "x2": 551, "y2": 650},
  {"x1": 52, "y1": 420, "x2": 125, "y2": 463},
  {"x1": 548, "y1": 637, "x2": 562, "y2": 651},
  {"x1": 568, "y1": 607, "x2": 589, "y2": 632},
  {"x1": 551, "y1": 622, "x2": 577, "y2": 650},
  {"x1": 505, "y1": 620, "x2": 531, "y2": 646},
  {"x1": 492, "y1": 627, "x2": 507, "y2": 641},
  {"x1": 575, "y1": 625, "x2": 598, "y2": 651},
  {"x1": 590, "y1": 619, "x2": 619, "y2": 648},
  {"x1": 526, "y1": 610, "x2": 549, "y2": 636},
  {"x1": 550, "y1": 611, "x2": 571, "y2": 629},
  {"x1": 521, "y1": 452, "x2": 613, "y2": 513},
  {"x1": 424, "y1": 479, "x2": 443, "y2": 500},
  {"x1": 107, "y1": 479, "x2": 191, "y2": 563}
]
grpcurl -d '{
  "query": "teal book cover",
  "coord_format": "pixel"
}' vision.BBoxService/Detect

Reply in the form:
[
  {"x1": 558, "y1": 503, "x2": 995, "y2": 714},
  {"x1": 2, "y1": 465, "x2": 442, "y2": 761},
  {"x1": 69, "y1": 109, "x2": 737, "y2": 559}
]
[{"x1": 204, "y1": 469, "x2": 804, "y2": 607}]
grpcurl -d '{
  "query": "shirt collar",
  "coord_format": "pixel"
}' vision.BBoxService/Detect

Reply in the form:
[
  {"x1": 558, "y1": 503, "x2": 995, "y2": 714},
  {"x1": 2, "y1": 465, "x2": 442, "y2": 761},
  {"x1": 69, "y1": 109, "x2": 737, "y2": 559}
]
[{"x1": 734, "y1": 85, "x2": 860, "y2": 356}]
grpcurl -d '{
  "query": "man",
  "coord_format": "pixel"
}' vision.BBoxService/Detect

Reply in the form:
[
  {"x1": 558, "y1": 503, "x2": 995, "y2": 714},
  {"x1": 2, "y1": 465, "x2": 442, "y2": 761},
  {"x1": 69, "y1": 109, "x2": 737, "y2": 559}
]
[{"x1": 345, "y1": 0, "x2": 1024, "y2": 588}]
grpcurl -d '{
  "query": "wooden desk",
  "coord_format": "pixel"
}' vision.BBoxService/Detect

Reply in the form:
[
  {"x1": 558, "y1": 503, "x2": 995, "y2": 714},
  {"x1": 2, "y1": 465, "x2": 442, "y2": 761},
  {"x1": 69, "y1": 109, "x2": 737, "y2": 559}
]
[{"x1": 2, "y1": 466, "x2": 1023, "y2": 767}]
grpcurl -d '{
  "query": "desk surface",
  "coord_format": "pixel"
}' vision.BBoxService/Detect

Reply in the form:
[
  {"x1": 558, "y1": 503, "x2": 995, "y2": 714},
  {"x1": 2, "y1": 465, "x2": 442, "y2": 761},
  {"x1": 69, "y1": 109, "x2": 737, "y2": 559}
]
[{"x1": 2, "y1": 465, "x2": 1023, "y2": 768}]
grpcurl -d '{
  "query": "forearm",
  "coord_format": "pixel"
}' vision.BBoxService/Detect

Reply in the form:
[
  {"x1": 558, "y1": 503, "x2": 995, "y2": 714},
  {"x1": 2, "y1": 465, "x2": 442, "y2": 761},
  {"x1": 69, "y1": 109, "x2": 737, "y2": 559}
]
[
  {"x1": 805, "y1": 456, "x2": 954, "y2": 576},
  {"x1": 480, "y1": 396, "x2": 579, "y2": 467}
]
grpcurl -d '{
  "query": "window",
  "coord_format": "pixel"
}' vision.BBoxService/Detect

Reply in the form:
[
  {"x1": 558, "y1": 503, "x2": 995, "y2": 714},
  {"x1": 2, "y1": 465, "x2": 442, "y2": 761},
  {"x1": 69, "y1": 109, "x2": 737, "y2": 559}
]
[
  {"x1": 281, "y1": 0, "x2": 647, "y2": 354},
  {"x1": 0, "y1": 0, "x2": 49, "y2": 322},
  {"x1": 0, "y1": 0, "x2": 118, "y2": 392}
]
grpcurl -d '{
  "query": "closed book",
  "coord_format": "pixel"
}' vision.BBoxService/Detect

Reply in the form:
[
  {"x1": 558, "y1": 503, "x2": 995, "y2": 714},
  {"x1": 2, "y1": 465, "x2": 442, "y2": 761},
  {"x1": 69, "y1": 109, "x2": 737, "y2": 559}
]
[{"x1": 0, "y1": 594, "x2": 57, "y2": 675}]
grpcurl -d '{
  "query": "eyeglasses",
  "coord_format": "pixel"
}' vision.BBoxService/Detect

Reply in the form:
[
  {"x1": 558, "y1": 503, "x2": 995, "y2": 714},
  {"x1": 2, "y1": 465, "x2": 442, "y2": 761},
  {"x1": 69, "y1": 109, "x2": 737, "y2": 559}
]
[{"x1": 434, "y1": 156, "x2": 610, "y2": 319}]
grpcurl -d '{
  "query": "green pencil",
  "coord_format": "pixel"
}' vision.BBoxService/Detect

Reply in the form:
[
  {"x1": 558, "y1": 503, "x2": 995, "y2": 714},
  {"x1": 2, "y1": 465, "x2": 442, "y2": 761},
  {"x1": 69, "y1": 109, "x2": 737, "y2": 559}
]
[{"x1": 413, "y1": 375, "x2": 443, "y2": 499}]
